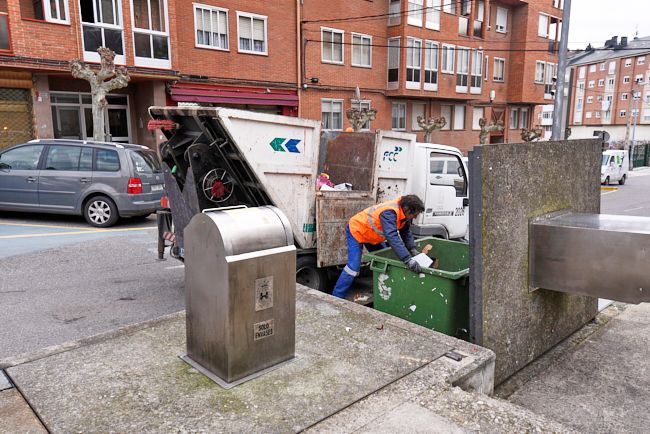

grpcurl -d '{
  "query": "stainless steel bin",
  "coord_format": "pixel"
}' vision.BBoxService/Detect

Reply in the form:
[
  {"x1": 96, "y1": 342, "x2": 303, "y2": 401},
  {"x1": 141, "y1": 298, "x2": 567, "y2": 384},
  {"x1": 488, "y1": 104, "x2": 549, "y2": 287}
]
[{"x1": 182, "y1": 206, "x2": 296, "y2": 388}]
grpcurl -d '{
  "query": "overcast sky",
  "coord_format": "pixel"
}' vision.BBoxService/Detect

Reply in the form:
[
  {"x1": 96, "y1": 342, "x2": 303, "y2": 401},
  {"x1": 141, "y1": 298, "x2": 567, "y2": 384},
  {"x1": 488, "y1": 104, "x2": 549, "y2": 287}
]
[{"x1": 567, "y1": 0, "x2": 650, "y2": 49}]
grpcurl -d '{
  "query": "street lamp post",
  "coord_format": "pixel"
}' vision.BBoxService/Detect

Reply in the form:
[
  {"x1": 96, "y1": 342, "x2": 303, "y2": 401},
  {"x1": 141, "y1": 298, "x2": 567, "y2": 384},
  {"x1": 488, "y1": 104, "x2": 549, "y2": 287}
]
[{"x1": 551, "y1": 0, "x2": 572, "y2": 140}]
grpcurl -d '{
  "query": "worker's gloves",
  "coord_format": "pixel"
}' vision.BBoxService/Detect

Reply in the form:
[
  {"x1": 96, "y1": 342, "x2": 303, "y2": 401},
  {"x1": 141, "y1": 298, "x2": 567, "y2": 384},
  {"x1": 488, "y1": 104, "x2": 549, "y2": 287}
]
[
  {"x1": 406, "y1": 257, "x2": 422, "y2": 274},
  {"x1": 409, "y1": 248, "x2": 420, "y2": 257}
]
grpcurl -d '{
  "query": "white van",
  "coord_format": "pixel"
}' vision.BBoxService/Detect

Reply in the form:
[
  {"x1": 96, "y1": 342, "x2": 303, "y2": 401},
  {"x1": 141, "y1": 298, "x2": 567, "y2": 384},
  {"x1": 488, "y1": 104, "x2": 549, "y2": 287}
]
[{"x1": 601, "y1": 150, "x2": 629, "y2": 185}]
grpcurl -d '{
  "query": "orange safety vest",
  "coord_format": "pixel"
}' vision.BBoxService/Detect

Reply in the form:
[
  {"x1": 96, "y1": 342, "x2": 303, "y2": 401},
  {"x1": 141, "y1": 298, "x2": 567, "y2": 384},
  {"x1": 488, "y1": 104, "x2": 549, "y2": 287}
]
[{"x1": 349, "y1": 197, "x2": 406, "y2": 244}]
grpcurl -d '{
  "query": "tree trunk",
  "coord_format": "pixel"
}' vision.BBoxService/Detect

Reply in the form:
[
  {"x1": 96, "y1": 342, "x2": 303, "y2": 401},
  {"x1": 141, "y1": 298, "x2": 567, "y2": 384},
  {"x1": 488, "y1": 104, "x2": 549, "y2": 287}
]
[{"x1": 92, "y1": 91, "x2": 107, "y2": 142}]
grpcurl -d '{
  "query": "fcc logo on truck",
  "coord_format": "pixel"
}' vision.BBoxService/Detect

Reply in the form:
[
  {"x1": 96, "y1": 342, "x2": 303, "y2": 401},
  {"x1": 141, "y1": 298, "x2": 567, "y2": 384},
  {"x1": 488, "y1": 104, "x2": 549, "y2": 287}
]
[{"x1": 269, "y1": 138, "x2": 301, "y2": 153}]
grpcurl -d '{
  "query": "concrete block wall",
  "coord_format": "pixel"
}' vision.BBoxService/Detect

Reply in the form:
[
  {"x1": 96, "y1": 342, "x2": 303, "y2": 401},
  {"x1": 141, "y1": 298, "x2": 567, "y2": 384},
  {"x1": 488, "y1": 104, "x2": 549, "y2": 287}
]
[{"x1": 468, "y1": 138, "x2": 601, "y2": 384}]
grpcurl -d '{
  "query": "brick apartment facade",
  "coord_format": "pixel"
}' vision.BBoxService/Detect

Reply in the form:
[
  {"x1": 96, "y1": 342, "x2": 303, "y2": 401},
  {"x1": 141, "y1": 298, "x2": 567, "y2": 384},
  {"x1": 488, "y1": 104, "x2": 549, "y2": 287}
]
[
  {"x1": 0, "y1": 0, "x2": 561, "y2": 154},
  {"x1": 567, "y1": 36, "x2": 650, "y2": 143}
]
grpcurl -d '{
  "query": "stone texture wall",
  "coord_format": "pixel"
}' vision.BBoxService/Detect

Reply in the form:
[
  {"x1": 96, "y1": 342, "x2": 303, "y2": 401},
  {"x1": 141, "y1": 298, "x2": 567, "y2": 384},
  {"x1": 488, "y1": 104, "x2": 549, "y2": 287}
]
[{"x1": 468, "y1": 139, "x2": 601, "y2": 384}]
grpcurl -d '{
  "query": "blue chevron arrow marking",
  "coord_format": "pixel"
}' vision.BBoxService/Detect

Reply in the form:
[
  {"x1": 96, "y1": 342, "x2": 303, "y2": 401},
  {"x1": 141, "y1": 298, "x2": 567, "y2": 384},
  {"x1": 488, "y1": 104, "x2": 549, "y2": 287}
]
[{"x1": 284, "y1": 139, "x2": 301, "y2": 153}]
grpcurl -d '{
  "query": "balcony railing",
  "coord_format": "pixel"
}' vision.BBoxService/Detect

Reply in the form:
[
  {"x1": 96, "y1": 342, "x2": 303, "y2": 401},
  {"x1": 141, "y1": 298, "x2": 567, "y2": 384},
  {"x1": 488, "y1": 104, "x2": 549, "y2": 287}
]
[{"x1": 0, "y1": 13, "x2": 11, "y2": 52}]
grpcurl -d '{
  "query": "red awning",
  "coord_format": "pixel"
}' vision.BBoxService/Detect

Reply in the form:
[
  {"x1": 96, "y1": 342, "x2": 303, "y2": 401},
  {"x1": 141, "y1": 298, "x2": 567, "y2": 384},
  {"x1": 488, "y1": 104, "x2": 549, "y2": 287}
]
[{"x1": 170, "y1": 82, "x2": 299, "y2": 107}]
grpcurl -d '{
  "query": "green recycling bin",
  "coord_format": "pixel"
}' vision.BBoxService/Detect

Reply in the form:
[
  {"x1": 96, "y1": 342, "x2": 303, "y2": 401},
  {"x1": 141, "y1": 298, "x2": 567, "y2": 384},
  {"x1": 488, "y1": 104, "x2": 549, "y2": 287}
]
[{"x1": 363, "y1": 237, "x2": 470, "y2": 340}]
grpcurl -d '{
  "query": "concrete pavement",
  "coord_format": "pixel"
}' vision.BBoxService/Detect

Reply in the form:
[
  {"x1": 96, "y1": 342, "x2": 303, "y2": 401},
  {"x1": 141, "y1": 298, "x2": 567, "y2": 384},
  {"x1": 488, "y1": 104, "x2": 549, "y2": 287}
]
[{"x1": 2, "y1": 286, "x2": 578, "y2": 434}]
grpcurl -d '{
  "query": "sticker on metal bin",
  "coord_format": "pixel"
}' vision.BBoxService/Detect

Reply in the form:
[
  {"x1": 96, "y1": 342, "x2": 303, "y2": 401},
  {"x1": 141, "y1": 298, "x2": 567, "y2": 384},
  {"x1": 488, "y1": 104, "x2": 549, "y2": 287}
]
[
  {"x1": 254, "y1": 319, "x2": 274, "y2": 341},
  {"x1": 255, "y1": 276, "x2": 274, "y2": 311},
  {"x1": 378, "y1": 273, "x2": 392, "y2": 300}
]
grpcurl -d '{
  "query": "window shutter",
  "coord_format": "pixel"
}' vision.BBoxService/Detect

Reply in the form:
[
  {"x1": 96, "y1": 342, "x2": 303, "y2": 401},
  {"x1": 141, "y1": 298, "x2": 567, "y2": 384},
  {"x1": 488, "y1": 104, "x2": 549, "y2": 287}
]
[
  {"x1": 239, "y1": 16, "x2": 252, "y2": 39},
  {"x1": 252, "y1": 19, "x2": 264, "y2": 40}
]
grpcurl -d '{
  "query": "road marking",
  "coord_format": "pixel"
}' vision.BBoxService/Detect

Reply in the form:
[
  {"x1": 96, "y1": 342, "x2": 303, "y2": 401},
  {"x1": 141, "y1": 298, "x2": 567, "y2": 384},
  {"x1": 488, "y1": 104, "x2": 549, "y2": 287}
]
[
  {"x1": 0, "y1": 226, "x2": 156, "y2": 239},
  {"x1": 0, "y1": 221, "x2": 97, "y2": 231},
  {"x1": 623, "y1": 206, "x2": 645, "y2": 212},
  {"x1": 600, "y1": 186, "x2": 618, "y2": 191},
  {"x1": 601, "y1": 190, "x2": 618, "y2": 196},
  {"x1": 165, "y1": 265, "x2": 185, "y2": 270}
]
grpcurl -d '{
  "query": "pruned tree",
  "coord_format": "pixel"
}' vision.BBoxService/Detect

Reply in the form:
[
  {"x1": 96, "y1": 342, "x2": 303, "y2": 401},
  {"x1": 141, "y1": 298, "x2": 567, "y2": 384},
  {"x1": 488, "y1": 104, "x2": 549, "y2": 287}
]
[
  {"x1": 346, "y1": 107, "x2": 378, "y2": 132},
  {"x1": 520, "y1": 128, "x2": 543, "y2": 142},
  {"x1": 417, "y1": 116, "x2": 447, "y2": 143},
  {"x1": 70, "y1": 47, "x2": 130, "y2": 142},
  {"x1": 478, "y1": 118, "x2": 504, "y2": 145}
]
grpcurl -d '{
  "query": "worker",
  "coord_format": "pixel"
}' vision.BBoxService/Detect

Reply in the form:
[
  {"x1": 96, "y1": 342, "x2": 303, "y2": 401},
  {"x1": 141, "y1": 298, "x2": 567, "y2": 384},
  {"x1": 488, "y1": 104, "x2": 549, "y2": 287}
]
[{"x1": 332, "y1": 195, "x2": 425, "y2": 298}]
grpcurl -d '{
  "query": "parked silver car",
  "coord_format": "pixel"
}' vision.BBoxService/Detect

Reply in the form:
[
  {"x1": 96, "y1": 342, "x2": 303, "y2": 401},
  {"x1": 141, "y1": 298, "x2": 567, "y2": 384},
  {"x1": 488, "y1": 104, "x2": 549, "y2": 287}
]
[{"x1": 0, "y1": 139, "x2": 164, "y2": 227}]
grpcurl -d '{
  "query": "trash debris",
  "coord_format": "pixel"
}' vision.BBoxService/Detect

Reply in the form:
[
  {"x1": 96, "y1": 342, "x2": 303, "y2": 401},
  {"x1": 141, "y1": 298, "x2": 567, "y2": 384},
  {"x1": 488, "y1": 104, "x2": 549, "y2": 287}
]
[
  {"x1": 353, "y1": 294, "x2": 369, "y2": 303},
  {"x1": 409, "y1": 305, "x2": 417, "y2": 312},
  {"x1": 376, "y1": 324, "x2": 384, "y2": 331},
  {"x1": 421, "y1": 244, "x2": 433, "y2": 255},
  {"x1": 316, "y1": 173, "x2": 335, "y2": 190},
  {"x1": 345, "y1": 327, "x2": 351, "y2": 332},
  {"x1": 334, "y1": 183, "x2": 352, "y2": 191},
  {"x1": 419, "y1": 273, "x2": 425, "y2": 278}
]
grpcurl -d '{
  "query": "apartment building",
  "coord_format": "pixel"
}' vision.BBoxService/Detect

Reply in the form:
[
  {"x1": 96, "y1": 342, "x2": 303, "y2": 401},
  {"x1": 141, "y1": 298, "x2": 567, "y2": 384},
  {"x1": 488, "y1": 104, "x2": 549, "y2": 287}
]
[
  {"x1": 302, "y1": 0, "x2": 562, "y2": 153},
  {"x1": 568, "y1": 36, "x2": 650, "y2": 142},
  {"x1": 0, "y1": 0, "x2": 560, "y2": 154}
]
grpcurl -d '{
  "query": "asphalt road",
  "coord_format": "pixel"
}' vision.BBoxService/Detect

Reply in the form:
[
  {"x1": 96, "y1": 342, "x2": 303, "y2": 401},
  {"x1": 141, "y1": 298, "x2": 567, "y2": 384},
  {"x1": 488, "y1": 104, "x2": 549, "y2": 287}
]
[
  {"x1": 600, "y1": 168, "x2": 650, "y2": 216},
  {"x1": 0, "y1": 213, "x2": 184, "y2": 360}
]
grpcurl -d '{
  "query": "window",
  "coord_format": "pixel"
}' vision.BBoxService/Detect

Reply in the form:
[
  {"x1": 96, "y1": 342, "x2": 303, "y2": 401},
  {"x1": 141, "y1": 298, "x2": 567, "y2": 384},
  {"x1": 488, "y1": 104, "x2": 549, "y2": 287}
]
[
  {"x1": 589, "y1": 64, "x2": 596, "y2": 73},
  {"x1": 587, "y1": 96, "x2": 593, "y2": 103},
  {"x1": 509, "y1": 108, "x2": 519, "y2": 129},
  {"x1": 131, "y1": 150, "x2": 161, "y2": 174},
  {"x1": 388, "y1": 0, "x2": 401, "y2": 26},
  {"x1": 624, "y1": 76, "x2": 630, "y2": 83},
  {"x1": 619, "y1": 110, "x2": 626, "y2": 117},
  {"x1": 44, "y1": 0, "x2": 70, "y2": 23},
  {"x1": 351, "y1": 100, "x2": 372, "y2": 130},
  {"x1": 472, "y1": 107, "x2": 484, "y2": 130},
  {"x1": 392, "y1": 103, "x2": 406, "y2": 130},
  {"x1": 0, "y1": 145, "x2": 43, "y2": 170},
  {"x1": 440, "y1": 105, "x2": 451, "y2": 130},
  {"x1": 577, "y1": 80, "x2": 584, "y2": 93},
  {"x1": 576, "y1": 97, "x2": 583, "y2": 110},
  {"x1": 456, "y1": 47, "x2": 469, "y2": 91},
  {"x1": 606, "y1": 77, "x2": 615, "y2": 91},
  {"x1": 622, "y1": 93, "x2": 628, "y2": 101},
  {"x1": 635, "y1": 74, "x2": 644, "y2": 84},
  {"x1": 598, "y1": 79, "x2": 604, "y2": 87},
  {"x1": 595, "y1": 111, "x2": 601, "y2": 119},
  {"x1": 520, "y1": 108, "x2": 529, "y2": 128},
  {"x1": 95, "y1": 149, "x2": 120, "y2": 171},
  {"x1": 424, "y1": 40, "x2": 439, "y2": 90},
  {"x1": 443, "y1": 0, "x2": 455, "y2": 14},
  {"x1": 238, "y1": 12, "x2": 267, "y2": 55},
  {"x1": 585, "y1": 111, "x2": 592, "y2": 119},
  {"x1": 470, "y1": 49, "x2": 483, "y2": 92},
  {"x1": 194, "y1": 5, "x2": 228, "y2": 50},
  {"x1": 408, "y1": 0, "x2": 423, "y2": 26},
  {"x1": 412, "y1": 102, "x2": 425, "y2": 130},
  {"x1": 321, "y1": 99, "x2": 343, "y2": 130},
  {"x1": 388, "y1": 38, "x2": 400, "y2": 84},
  {"x1": 638, "y1": 56, "x2": 645, "y2": 65},
  {"x1": 80, "y1": 0, "x2": 124, "y2": 64},
  {"x1": 441, "y1": 44, "x2": 455, "y2": 73},
  {"x1": 578, "y1": 66, "x2": 586, "y2": 79},
  {"x1": 535, "y1": 61, "x2": 545, "y2": 83},
  {"x1": 44, "y1": 145, "x2": 84, "y2": 171},
  {"x1": 429, "y1": 152, "x2": 467, "y2": 196},
  {"x1": 493, "y1": 57, "x2": 505, "y2": 82},
  {"x1": 322, "y1": 28, "x2": 344, "y2": 64},
  {"x1": 351, "y1": 33, "x2": 371, "y2": 67},
  {"x1": 597, "y1": 95, "x2": 603, "y2": 102},
  {"x1": 406, "y1": 37, "x2": 422, "y2": 87},
  {"x1": 495, "y1": 7, "x2": 507, "y2": 33},
  {"x1": 538, "y1": 14, "x2": 549, "y2": 37},
  {"x1": 484, "y1": 55, "x2": 489, "y2": 80},
  {"x1": 552, "y1": 0, "x2": 563, "y2": 8},
  {"x1": 608, "y1": 61, "x2": 616, "y2": 74},
  {"x1": 425, "y1": 0, "x2": 440, "y2": 30},
  {"x1": 625, "y1": 58, "x2": 632, "y2": 67},
  {"x1": 132, "y1": 0, "x2": 170, "y2": 68},
  {"x1": 453, "y1": 105, "x2": 465, "y2": 130},
  {"x1": 599, "y1": 62, "x2": 606, "y2": 71}
]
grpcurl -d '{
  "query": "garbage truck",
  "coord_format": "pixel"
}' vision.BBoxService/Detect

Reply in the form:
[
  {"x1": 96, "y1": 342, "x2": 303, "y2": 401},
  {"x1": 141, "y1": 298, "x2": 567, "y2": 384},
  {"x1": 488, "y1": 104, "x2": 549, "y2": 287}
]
[{"x1": 148, "y1": 106, "x2": 469, "y2": 291}]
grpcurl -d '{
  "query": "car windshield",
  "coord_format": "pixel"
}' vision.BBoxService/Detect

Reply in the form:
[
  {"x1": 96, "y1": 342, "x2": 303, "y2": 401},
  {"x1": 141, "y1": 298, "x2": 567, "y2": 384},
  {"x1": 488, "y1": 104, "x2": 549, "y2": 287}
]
[
  {"x1": 131, "y1": 150, "x2": 161, "y2": 174},
  {"x1": 601, "y1": 155, "x2": 610, "y2": 166}
]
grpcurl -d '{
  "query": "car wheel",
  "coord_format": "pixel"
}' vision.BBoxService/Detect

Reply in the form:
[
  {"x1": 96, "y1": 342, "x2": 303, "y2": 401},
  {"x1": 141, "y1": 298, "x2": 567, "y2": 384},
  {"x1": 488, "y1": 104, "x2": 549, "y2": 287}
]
[
  {"x1": 84, "y1": 196, "x2": 119, "y2": 228},
  {"x1": 296, "y1": 255, "x2": 329, "y2": 292},
  {"x1": 619, "y1": 175, "x2": 626, "y2": 185}
]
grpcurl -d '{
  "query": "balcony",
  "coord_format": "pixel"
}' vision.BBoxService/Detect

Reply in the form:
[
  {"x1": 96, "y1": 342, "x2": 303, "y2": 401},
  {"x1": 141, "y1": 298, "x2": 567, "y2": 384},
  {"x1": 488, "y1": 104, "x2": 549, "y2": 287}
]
[{"x1": 0, "y1": 13, "x2": 9, "y2": 52}]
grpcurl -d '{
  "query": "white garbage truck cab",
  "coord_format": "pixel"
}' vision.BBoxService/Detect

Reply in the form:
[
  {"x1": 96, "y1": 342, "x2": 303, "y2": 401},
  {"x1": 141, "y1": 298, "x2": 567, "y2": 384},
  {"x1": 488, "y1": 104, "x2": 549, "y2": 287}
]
[{"x1": 149, "y1": 107, "x2": 468, "y2": 290}]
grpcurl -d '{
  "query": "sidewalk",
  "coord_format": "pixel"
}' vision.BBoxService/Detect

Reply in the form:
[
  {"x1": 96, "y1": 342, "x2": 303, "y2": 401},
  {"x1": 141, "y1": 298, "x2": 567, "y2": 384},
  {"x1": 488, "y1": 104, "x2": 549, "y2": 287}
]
[
  {"x1": 1, "y1": 286, "x2": 574, "y2": 433},
  {"x1": 628, "y1": 166, "x2": 650, "y2": 177}
]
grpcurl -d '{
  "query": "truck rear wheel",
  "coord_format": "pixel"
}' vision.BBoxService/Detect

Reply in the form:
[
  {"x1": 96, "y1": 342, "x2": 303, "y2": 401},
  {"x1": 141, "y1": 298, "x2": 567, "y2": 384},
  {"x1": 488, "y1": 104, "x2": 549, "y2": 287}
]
[{"x1": 296, "y1": 255, "x2": 329, "y2": 292}]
